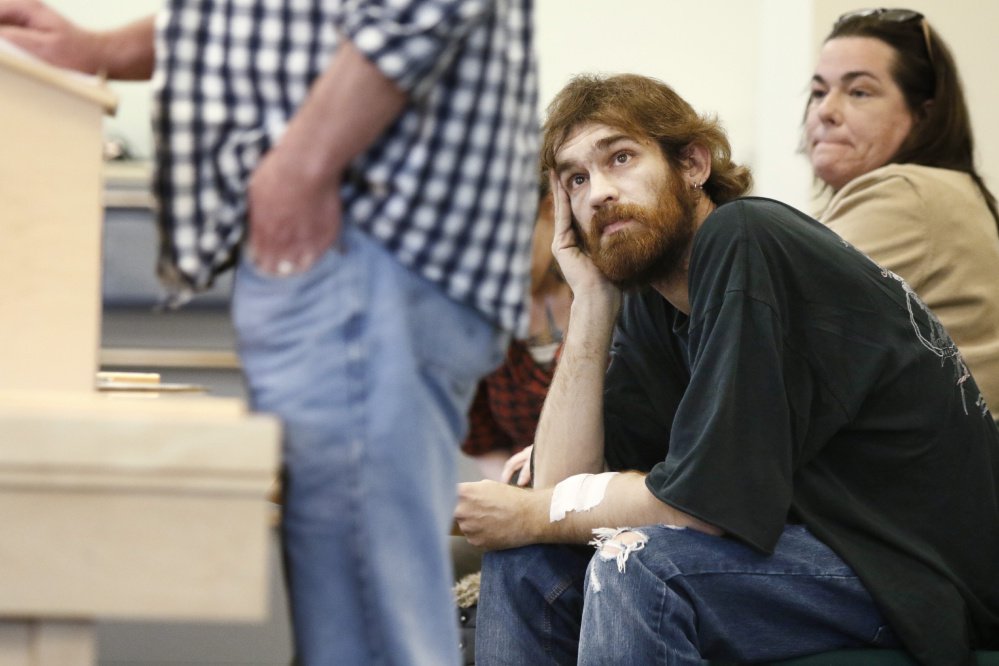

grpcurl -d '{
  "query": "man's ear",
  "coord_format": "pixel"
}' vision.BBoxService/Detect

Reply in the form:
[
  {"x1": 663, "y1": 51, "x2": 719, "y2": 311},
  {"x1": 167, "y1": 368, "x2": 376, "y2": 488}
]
[{"x1": 682, "y1": 142, "x2": 712, "y2": 187}]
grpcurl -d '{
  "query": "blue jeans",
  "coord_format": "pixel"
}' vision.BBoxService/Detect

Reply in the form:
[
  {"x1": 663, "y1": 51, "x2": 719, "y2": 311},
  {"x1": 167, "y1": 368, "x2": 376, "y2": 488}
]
[
  {"x1": 477, "y1": 524, "x2": 899, "y2": 665},
  {"x1": 232, "y1": 226, "x2": 508, "y2": 666}
]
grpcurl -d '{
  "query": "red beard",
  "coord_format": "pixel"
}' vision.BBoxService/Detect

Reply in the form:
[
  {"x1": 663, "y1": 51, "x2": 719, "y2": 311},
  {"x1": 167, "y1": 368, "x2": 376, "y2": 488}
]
[{"x1": 582, "y1": 174, "x2": 698, "y2": 290}]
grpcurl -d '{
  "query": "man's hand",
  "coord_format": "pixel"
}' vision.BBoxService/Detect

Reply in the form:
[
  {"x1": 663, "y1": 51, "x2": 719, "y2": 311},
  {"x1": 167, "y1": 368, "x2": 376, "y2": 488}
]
[
  {"x1": 246, "y1": 142, "x2": 342, "y2": 276},
  {"x1": 0, "y1": 0, "x2": 100, "y2": 72},
  {"x1": 548, "y1": 171, "x2": 619, "y2": 306},
  {"x1": 454, "y1": 480, "x2": 544, "y2": 550},
  {"x1": 0, "y1": 1, "x2": 154, "y2": 79},
  {"x1": 243, "y1": 39, "x2": 406, "y2": 277}
]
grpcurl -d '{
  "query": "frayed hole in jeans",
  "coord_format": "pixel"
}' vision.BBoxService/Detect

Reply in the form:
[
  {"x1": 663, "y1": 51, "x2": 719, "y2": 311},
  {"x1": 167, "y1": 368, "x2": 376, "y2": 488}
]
[{"x1": 589, "y1": 527, "x2": 648, "y2": 573}]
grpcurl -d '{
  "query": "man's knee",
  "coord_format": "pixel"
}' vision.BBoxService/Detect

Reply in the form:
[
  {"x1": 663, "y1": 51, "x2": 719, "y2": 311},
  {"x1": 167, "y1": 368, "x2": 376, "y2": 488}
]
[
  {"x1": 589, "y1": 524, "x2": 723, "y2": 581},
  {"x1": 592, "y1": 528, "x2": 649, "y2": 572}
]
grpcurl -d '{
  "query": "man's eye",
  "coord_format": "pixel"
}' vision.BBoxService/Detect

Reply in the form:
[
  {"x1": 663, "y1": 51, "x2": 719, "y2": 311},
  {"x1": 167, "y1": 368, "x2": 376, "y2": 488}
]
[
  {"x1": 614, "y1": 152, "x2": 630, "y2": 164},
  {"x1": 569, "y1": 174, "x2": 586, "y2": 188}
]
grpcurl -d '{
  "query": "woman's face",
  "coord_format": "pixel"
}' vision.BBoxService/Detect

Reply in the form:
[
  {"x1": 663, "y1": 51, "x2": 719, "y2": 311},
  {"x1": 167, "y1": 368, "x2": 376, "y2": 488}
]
[{"x1": 805, "y1": 36, "x2": 917, "y2": 191}]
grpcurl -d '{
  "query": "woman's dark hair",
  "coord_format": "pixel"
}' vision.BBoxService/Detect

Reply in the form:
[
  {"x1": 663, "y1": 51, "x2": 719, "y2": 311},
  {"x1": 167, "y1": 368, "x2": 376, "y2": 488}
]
[{"x1": 824, "y1": 11, "x2": 999, "y2": 226}]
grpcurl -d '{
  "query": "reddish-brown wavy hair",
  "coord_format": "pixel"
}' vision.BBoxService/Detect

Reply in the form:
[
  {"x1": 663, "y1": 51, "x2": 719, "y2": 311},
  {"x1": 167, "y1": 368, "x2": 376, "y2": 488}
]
[{"x1": 541, "y1": 73, "x2": 752, "y2": 205}]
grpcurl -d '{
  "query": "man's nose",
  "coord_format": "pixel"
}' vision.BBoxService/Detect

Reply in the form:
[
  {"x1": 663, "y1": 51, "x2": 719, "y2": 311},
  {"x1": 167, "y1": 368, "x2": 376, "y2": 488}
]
[{"x1": 588, "y1": 170, "x2": 619, "y2": 208}]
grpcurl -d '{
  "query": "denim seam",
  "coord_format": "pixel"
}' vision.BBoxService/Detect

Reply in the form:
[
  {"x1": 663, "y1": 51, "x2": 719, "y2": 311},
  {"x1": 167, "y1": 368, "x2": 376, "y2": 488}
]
[
  {"x1": 344, "y1": 239, "x2": 382, "y2": 665},
  {"x1": 543, "y1": 576, "x2": 583, "y2": 664},
  {"x1": 653, "y1": 571, "x2": 671, "y2": 666}
]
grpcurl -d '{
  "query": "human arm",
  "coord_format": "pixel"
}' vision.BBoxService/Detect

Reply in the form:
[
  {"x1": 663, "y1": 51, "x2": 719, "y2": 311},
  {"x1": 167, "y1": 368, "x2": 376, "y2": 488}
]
[
  {"x1": 531, "y1": 174, "x2": 623, "y2": 487},
  {"x1": 455, "y1": 471, "x2": 722, "y2": 550},
  {"x1": 0, "y1": 0, "x2": 153, "y2": 79},
  {"x1": 246, "y1": 39, "x2": 407, "y2": 274},
  {"x1": 246, "y1": 0, "x2": 494, "y2": 273}
]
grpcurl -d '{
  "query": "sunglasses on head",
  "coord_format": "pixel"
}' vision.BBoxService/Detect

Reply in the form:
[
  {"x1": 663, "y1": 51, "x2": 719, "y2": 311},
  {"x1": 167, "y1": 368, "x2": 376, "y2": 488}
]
[{"x1": 835, "y1": 8, "x2": 934, "y2": 66}]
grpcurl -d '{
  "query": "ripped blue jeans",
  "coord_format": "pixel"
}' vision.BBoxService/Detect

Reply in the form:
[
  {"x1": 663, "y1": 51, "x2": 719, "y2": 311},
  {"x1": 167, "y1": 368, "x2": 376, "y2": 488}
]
[{"x1": 476, "y1": 524, "x2": 899, "y2": 665}]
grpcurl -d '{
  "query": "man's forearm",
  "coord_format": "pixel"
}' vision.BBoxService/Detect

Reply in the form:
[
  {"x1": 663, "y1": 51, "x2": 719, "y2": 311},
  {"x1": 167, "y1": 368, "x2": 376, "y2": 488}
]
[
  {"x1": 455, "y1": 464, "x2": 723, "y2": 551},
  {"x1": 97, "y1": 15, "x2": 154, "y2": 80},
  {"x1": 533, "y1": 297, "x2": 618, "y2": 488},
  {"x1": 270, "y1": 39, "x2": 408, "y2": 187},
  {"x1": 528, "y1": 472, "x2": 723, "y2": 545},
  {"x1": 242, "y1": 37, "x2": 409, "y2": 274}
]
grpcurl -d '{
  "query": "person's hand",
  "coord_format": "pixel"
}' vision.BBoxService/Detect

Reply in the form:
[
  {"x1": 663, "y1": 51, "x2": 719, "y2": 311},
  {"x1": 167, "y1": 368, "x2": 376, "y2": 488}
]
[
  {"x1": 454, "y1": 480, "x2": 541, "y2": 550},
  {"x1": 0, "y1": 0, "x2": 101, "y2": 73},
  {"x1": 501, "y1": 445, "x2": 533, "y2": 487},
  {"x1": 246, "y1": 142, "x2": 342, "y2": 276},
  {"x1": 548, "y1": 171, "x2": 620, "y2": 309}
]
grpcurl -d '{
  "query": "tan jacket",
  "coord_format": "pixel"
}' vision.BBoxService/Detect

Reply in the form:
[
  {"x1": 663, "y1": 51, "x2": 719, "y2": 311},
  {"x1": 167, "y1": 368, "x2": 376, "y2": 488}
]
[{"x1": 820, "y1": 163, "x2": 999, "y2": 416}]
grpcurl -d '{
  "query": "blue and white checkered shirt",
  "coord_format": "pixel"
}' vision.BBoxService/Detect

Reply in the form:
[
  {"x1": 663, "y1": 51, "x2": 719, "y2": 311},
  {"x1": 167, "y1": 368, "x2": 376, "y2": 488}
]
[{"x1": 152, "y1": 0, "x2": 539, "y2": 333}]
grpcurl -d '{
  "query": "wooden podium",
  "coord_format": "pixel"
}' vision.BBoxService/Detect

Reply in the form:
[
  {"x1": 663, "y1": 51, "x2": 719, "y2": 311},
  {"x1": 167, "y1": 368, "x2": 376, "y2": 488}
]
[{"x1": 0, "y1": 43, "x2": 280, "y2": 665}]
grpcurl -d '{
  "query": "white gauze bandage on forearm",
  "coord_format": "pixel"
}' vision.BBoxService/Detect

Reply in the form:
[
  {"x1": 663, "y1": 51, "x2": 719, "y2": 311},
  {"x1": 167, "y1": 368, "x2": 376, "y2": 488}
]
[{"x1": 549, "y1": 472, "x2": 619, "y2": 522}]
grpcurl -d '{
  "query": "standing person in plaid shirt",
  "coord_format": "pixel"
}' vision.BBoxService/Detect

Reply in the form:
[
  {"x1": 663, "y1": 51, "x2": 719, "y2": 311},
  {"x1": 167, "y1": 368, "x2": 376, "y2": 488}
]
[{"x1": 0, "y1": 1, "x2": 539, "y2": 663}]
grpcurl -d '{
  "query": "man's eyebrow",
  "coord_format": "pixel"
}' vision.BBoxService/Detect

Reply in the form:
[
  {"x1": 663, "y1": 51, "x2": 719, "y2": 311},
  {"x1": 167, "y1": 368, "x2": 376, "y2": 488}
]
[
  {"x1": 595, "y1": 133, "x2": 634, "y2": 150},
  {"x1": 554, "y1": 133, "x2": 636, "y2": 176}
]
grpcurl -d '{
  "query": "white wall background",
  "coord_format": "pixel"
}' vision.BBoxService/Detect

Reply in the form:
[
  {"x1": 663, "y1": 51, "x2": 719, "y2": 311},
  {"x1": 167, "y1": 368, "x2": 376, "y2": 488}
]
[{"x1": 57, "y1": 0, "x2": 999, "y2": 214}]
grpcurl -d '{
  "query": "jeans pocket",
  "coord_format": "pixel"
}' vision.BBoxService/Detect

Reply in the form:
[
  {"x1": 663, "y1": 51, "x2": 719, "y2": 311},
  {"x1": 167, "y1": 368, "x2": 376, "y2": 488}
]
[
  {"x1": 232, "y1": 243, "x2": 350, "y2": 347},
  {"x1": 238, "y1": 242, "x2": 342, "y2": 285}
]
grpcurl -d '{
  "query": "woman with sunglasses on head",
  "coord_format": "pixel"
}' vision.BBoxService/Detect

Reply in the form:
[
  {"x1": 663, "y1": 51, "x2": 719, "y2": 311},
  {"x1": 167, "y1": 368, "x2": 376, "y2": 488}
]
[{"x1": 806, "y1": 8, "x2": 999, "y2": 421}]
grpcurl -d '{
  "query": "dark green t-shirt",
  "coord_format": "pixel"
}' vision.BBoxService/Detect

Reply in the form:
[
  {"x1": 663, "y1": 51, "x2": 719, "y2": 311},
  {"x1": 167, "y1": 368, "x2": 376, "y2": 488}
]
[{"x1": 603, "y1": 198, "x2": 999, "y2": 664}]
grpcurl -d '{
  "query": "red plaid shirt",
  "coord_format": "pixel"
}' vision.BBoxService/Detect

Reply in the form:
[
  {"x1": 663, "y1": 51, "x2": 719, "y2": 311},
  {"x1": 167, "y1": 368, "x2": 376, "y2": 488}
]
[{"x1": 462, "y1": 339, "x2": 560, "y2": 456}]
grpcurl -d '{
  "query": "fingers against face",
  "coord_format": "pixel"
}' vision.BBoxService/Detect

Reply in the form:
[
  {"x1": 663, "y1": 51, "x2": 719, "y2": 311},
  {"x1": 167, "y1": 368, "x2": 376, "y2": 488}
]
[{"x1": 549, "y1": 170, "x2": 576, "y2": 252}]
